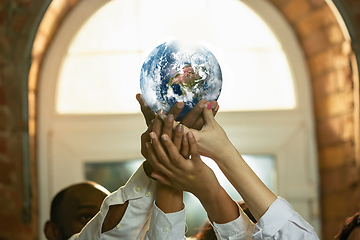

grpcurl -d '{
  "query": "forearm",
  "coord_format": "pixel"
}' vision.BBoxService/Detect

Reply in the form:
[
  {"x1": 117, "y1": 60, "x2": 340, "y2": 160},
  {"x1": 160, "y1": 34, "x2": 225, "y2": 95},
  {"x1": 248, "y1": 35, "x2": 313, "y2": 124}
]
[
  {"x1": 155, "y1": 181, "x2": 183, "y2": 213},
  {"x1": 215, "y1": 145, "x2": 277, "y2": 221},
  {"x1": 196, "y1": 183, "x2": 239, "y2": 224}
]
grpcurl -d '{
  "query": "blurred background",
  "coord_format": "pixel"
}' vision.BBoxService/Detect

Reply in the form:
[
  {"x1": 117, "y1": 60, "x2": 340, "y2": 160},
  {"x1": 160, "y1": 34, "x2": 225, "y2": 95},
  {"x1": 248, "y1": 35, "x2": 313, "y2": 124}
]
[{"x1": 1, "y1": 0, "x2": 360, "y2": 239}]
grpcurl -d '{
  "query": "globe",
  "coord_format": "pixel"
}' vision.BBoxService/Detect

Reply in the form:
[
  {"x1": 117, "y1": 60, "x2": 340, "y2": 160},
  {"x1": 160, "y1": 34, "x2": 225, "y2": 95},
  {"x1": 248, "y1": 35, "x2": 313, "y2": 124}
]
[{"x1": 140, "y1": 40, "x2": 222, "y2": 121}]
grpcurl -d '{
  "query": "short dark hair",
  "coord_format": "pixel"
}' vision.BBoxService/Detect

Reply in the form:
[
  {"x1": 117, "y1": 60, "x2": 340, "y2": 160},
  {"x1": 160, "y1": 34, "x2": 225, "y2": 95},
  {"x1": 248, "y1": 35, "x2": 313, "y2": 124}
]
[
  {"x1": 336, "y1": 211, "x2": 360, "y2": 239},
  {"x1": 50, "y1": 186, "x2": 71, "y2": 223},
  {"x1": 50, "y1": 182, "x2": 103, "y2": 223}
]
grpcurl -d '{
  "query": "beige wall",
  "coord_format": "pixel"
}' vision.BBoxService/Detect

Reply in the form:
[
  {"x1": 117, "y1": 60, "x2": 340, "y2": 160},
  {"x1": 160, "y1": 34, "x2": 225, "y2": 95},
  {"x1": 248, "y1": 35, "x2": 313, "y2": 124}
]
[{"x1": 1, "y1": 0, "x2": 360, "y2": 239}]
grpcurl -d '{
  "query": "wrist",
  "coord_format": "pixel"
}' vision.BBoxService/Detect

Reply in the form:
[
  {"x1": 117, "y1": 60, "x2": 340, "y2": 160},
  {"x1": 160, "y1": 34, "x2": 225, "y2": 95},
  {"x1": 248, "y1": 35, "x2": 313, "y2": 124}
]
[
  {"x1": 212, "y1": 142, "x2": 238, "y2": 164},
  {"x1": 193, "y1": 180, "x2": 222, "y2": 203},
  {"x1": 198, "y1": 185, "x2": 239, "y2": 224},
  {"x1": 155, "y1": 182, "x2": 183, "y2": 213}
]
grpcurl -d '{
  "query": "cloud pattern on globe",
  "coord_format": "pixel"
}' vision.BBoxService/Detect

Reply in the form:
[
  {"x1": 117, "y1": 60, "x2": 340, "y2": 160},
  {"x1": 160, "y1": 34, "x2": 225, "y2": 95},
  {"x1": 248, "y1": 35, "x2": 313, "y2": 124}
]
[{"x1": 140, "y1": 40, "x2": 222, "y2": 121}]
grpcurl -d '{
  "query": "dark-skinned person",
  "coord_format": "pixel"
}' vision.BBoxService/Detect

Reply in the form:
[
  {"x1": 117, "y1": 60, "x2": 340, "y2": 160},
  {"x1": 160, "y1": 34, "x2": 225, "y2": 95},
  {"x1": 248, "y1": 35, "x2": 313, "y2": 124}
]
[{"x1": 43, "y1": 93, "x2": 219, "y2": 240}]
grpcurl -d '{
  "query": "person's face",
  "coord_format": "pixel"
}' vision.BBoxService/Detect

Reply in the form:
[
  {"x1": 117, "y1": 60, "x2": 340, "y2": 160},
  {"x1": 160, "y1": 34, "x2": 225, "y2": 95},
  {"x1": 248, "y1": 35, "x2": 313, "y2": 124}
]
[
  {"x1": 56, "y1": 185, "x2": 107, "y2": 239},
  {"x1": 348, "y1": 226, "x2": 360, "y2": 240}
]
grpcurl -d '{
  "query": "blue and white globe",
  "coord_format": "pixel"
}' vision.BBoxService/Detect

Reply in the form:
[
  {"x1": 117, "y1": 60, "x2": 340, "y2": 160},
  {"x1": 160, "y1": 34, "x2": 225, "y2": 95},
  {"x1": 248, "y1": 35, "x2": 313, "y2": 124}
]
[{"x1": 140, "y1": 40, "x2": 222, "y2": 121}]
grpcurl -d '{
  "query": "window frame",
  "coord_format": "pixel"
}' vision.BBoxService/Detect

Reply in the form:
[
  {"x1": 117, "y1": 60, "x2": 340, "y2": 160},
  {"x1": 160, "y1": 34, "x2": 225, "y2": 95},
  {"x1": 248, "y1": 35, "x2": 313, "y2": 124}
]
[{"x1": 37, "y1": 0, "x2": 321, "y2": 238}]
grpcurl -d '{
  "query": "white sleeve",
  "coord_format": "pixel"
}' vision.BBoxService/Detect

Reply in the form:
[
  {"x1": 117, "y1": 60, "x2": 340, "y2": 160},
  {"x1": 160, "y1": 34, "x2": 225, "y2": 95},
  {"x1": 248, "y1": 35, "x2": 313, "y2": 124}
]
[
  {"x1": 211, "y1": 203, "x2": 254, "y2": 240},
  {"x1": 252, "y1": 197, "x2": 319, "y2": 240},
  {"x1": 145, "y1": 202, "x2": 186, "y2": 240},
  {"x1": 74, "y1": 162, "x2": 156, "y2": 240}
]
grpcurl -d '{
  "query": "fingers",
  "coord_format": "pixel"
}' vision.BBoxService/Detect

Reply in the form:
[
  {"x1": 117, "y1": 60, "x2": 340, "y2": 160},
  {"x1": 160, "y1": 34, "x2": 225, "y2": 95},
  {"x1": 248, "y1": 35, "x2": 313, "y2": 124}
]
[
  {"x1": 146, "y1": 140, "x2": 171, "y2": 176},
  {"x1": 212, "y1": 101, "x2": 220, "y2": 116},
  {"x1": 173, "y1": 124, "x2": 183, "y2": 151},
  {"x1": 203, "y1": 102, "x2": 216, "y2": 126},
  {"x1": 181, "y1": 99, "x2": 207, "y2": 128},
  {"x1": 152, "y1": 110, "x2": 165, "y2": 137},
  {"x1": 180, "y1": 134, "x2": 190, "y2": 159},
  {"x1": 149, "y1": 131, "x2": 172, "y2": 166},
  {"x1": 136, "y1": 93, "x2": 156, "y2": 127},
  {"x1": 162, "y1": 114, "x2": 174, "y2": 143},
  {"x1": 160, "y1": 133, "x2": 184, "y2": 165},
  {"x1": 167, "y1": 102, "x2": 185, "y2": 121},
  {"x1": 187, "y1": 131, "x2": 200, "y2": 161},
  {"x1": 185, "y1": 100, "x2": 219, "y2": 130}
]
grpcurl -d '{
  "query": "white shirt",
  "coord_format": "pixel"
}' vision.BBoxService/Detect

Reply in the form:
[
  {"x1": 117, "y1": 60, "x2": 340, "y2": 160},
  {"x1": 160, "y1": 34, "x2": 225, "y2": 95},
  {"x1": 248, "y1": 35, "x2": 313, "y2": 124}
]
[
  {"x1": 252, "y1": 198, "x2": 319, "y2": 240},
  {"x1": 69, "y1": 162, "x2": 185, "y2": 240},
  {"x1": 147, "y1": 203, "x2": 186, "y2": 240},
  {"x1": 189, "y1": 198, "x2": 319, "y2": 240}
]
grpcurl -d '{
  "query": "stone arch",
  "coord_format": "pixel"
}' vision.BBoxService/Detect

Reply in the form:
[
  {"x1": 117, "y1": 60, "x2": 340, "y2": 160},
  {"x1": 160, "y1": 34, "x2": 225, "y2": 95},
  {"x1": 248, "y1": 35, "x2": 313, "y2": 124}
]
[
  {"x1": 267, "y1": 0, "x2": 360, "y2": 239},
  {"x1": 29, "y1": 0, "x2": 360, "y2": 239}
]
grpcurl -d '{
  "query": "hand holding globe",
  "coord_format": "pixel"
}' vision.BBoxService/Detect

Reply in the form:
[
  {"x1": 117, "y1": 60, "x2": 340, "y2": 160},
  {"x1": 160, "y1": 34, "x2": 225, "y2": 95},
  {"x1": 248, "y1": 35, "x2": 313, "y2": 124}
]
[{"x1": 140, "y1": 40, "x2": 222, "y2": 121}]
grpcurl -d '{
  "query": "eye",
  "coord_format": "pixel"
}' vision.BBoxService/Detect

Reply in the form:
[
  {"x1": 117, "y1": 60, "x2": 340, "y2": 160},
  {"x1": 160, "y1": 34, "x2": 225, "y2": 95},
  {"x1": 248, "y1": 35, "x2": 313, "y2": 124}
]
[{"x1": 78, "y1": 214, "x2": 95, "y2": 224}]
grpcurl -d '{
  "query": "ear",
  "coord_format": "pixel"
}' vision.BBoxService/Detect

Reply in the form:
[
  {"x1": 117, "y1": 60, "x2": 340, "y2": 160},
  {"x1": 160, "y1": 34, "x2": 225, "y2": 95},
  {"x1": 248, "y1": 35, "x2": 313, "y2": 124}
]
[{"x1": 44, "y1": 220, "x2": 59, "y2": 240}]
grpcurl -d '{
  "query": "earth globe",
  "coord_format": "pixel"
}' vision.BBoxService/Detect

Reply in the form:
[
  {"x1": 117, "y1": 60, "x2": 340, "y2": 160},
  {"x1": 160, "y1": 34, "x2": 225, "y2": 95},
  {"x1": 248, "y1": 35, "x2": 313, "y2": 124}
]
[{"x1": 140, "y1": 40, "x2": 222, "y2": 121}]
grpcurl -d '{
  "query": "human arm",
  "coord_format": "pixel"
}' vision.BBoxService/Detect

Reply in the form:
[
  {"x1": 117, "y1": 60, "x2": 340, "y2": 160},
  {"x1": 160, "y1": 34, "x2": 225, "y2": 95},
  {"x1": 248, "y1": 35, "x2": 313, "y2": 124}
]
[
  {"x1": 154, "y1": 113, "x2": 184, "y2": 214},
  {"x1": 186, "y1": 104, "x2": 319, "y2": 239},
  {"x1": 145, "y1": 113, "x2": 186, "y2": 240},
  {"x1": 183, "y1": 103, "x2": 277, "y2": 221},
  {"x1": 146, "y1": 129, "x2": 239, "y2": 225}
]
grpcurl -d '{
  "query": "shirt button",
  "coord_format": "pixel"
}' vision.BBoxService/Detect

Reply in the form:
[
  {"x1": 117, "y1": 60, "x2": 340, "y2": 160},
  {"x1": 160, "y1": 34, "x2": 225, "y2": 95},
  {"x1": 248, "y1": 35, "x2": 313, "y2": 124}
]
[
  {"x1": 135, "y1": 186, "x2": 141, "y2": 192},
  {"x1": 116, "y1": 224, "x2": 121, "y2": 229},
  {"x1": 162, "y1": 227, "x2": 169, "y2": 232},
  {"x1": 145, "y1": 191, "x2": 151, "y2": 197}
]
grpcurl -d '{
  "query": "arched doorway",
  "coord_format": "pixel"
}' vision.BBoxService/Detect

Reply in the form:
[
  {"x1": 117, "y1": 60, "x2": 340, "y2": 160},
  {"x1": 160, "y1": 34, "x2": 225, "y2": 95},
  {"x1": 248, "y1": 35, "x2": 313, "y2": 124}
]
[
  {"x1": 29, "y1": 1, "x2": 360, "y2": 239},
  {"x1": 35, "y1": 0, "x2": 320, "y2": 238}
]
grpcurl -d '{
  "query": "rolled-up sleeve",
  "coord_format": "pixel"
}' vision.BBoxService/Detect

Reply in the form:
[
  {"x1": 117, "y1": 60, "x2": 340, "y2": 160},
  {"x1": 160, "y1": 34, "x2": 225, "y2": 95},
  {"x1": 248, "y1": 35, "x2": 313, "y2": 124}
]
[
  {"x1": 211, "y1": 203, "x2": 254, "y2": 240},
  {"x1": 253, "y1": 197, "x2": 319, "y2": 240},
  {"x1": 146, "y1": 202, "x2": 186, "y2": 240}
]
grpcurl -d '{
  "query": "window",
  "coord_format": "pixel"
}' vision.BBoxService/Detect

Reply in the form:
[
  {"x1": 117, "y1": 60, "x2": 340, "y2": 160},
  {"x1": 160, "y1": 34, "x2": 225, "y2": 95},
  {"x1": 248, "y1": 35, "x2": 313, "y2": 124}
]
[
  {"x1": 57, "y1": 0, "x2": 296, "y2": 114},
  {"x1": 85, "y1": 155, "x2": 276, "y2": 236},
  {"x1": 38, "y1": 0, "x2": 320, "y2": 239}
]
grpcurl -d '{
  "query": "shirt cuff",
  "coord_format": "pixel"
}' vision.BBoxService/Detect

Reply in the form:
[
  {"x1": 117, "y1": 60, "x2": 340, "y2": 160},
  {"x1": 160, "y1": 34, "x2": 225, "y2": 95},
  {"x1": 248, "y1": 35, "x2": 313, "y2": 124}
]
[
  {"x1": 211, "y1": 202, "x2": 255, "y2": 239},
  {"x1": 147, "y1": 202, "x2": 186, "y2": 240},
  {"x1": 253, "y1": 197, "x2": 294, "y2": 238}
]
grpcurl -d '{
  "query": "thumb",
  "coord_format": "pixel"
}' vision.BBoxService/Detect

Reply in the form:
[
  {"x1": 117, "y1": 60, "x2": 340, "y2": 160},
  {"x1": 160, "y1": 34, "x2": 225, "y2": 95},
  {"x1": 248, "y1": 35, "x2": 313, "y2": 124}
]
[{"x1": 203, "y1": 102, "x2": 215, "y2": 126}]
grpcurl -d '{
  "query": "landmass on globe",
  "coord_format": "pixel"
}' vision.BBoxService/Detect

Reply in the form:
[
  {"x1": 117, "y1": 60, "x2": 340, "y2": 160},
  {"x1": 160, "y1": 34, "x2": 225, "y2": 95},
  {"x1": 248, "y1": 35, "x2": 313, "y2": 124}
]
[
  {"x1": 168, "y1": 64, "x2": 207, "y2": 99},
  {"x1": 140, "y1": 40, "x2": 222, "y2": 121}
]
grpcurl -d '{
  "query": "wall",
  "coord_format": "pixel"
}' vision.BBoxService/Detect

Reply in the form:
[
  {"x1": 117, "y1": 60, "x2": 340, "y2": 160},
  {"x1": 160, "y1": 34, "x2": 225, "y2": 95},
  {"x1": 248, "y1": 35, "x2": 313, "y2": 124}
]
[
  {"x1": 0, "y1": 0, "x2": 360, "y2": 239},
  {"x1": 267, "y1": 0, "x2": 360, "y2": 239},
  {"x1": 0, "y1": 1, "x2": 47, "y2": 239}
]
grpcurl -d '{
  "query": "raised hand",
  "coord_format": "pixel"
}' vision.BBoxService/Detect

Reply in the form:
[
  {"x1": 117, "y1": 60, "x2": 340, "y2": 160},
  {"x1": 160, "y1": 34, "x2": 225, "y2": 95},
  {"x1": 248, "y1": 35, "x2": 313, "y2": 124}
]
[
  {"x1": 137, "y1": 94, "x2": 218, "y2": 158},
  {"x1": 147, "y1": 130, "x2": 219, "y2": 195},
  {"x1": 136, "y1": 93, "x2": 219, "y2": 130},
  {"x1": 146, "y1": 129, "x2": 239, "y2": 224},
  {"x1": 177, "y1": 102, "x2": 235, "y2": 162}
]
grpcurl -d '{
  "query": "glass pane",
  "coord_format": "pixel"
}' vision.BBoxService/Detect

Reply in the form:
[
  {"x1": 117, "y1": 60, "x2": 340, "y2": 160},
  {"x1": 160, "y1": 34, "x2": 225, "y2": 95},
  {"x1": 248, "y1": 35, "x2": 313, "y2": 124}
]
[
  {"x1": 57, "y1": 0, "x2": 296, "y2": 114},
  {"x1": 208, "y1": 0, "x2": 281, "y2": 49},
  {"x1": 69, "y1": 0, "x2": 139, "y2": 53},
  {"x1": 184, "y1": 155, "x2": 276, "y2": 236},
  {"x1": 84, "y1": 155, "x2": 276, "y2": 237},
  {"x1": 85, "y1": 159, "x2": 144, "y2": 192},
  {"x1": 57, "y1": 53, "x2": 142, "y2": 114},
  {"x1": 218, "y1": 50, "x2": 296, "y2": 110}
]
